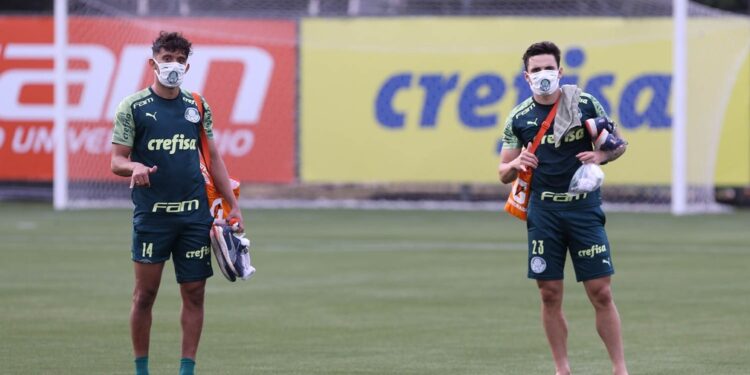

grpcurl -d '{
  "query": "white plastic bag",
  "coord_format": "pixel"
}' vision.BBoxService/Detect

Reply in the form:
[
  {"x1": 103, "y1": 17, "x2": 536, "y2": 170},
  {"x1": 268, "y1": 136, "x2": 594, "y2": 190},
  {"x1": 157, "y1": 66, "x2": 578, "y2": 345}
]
[{"x1": 569, "y1": 164, "x2": 605, "y2": 193}]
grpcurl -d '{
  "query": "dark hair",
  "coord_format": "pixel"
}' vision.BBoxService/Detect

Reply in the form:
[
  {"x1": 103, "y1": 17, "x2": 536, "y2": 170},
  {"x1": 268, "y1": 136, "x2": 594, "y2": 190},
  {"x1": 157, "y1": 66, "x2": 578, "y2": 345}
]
[
  {"x1": 522, "y1": 41, "x2": 561, "y2": 71},
  {"x1": 151, "y1": 31, "x2": 192, "y2": 57}
]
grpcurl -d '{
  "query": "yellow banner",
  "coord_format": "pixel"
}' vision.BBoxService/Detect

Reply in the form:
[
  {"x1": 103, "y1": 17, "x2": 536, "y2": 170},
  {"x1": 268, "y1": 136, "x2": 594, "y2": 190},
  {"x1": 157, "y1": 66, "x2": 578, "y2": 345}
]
[{"x1": 301, "y1": 18, "x2": 750, "y2": 185}]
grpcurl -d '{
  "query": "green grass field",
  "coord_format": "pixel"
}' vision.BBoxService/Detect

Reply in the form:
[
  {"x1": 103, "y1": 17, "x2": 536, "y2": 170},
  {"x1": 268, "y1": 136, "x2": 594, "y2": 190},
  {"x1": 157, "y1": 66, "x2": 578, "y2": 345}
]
[{"x1": 1, "y1": 202, "x2": 748, "y2": 375}]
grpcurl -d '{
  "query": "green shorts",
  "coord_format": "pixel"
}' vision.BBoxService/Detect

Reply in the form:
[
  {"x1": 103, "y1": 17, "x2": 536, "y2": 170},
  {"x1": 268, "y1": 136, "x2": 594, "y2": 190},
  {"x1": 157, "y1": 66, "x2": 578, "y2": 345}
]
[
  {"x1": 131, "y1": 215, "x2": 213, "y2": 283},
  {"x1": 526, "y1": 204, "x2": 614, "y2": 282}
]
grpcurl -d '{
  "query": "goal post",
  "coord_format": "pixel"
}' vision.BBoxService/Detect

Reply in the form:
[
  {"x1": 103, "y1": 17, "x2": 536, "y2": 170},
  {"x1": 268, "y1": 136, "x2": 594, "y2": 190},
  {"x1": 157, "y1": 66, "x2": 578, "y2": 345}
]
[
  {"x1": 53, "y1": 0, "x2": 68, "y2": 210},
  {"x1": 672, "y1": 0, "x2": 688, "y2": 215}
]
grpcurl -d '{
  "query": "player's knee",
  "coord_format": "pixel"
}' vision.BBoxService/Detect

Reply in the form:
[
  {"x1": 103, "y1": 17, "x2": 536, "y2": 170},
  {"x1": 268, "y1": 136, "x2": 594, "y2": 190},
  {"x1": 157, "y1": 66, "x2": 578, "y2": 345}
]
[
  {"x1": 538, "y1": 285, "x2": 563, "y2": 307},
  {"x1": 588, "y1": 284, "x2": 613, "y2": 308},
  {"x1": 132, "y1": 288, "x2": 158, "y2": 310},
  {"x1": 183, "y1": 292, "x2": 204, "y2": 308},
  {"x1": 181, "y1": 285, "x2": 205, "y2": 308}
]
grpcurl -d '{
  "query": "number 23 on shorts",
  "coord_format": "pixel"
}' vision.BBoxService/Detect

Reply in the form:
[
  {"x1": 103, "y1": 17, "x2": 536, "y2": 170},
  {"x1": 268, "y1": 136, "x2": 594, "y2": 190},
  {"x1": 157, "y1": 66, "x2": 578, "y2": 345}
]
[{"x1": 531, "y1": 240, "x2": 544, "y2": 255}]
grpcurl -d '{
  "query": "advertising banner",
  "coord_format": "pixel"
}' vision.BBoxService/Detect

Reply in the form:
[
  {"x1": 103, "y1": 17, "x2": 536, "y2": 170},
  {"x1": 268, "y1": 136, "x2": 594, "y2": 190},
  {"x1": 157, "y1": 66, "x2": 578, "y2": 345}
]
[
  {"x1": 0, "y1": 17, "x2": 297, "y2": 183},
  {"x1": 301, "y1": 18, "x2": 750, "y2": 185}
]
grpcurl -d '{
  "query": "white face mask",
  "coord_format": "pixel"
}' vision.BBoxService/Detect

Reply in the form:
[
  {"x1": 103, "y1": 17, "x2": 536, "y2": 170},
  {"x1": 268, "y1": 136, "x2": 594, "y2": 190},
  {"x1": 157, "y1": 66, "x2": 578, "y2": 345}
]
[
  {"x1": 152, "y1": 59, "x2": 186, "y2": 88},
  {"x1": 528, "y1": 69, "x2": 560, "y2": 96}
]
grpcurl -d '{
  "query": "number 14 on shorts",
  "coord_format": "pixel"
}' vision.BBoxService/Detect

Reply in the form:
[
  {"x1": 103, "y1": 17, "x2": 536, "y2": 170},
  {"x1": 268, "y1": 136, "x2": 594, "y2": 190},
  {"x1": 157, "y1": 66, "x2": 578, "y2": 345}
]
[{"x1": 142, "y1": 242, "x2": 153, "y2": 257}]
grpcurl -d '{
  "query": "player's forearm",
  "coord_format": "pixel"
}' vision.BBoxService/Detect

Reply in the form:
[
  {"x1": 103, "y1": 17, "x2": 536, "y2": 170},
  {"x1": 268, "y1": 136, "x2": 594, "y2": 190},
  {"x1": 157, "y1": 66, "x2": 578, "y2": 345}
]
[
  {"x1": 111, "y1": 156, "x2": 141, "y2": 177},
  {"x1": 498, "y1": 149, "x2": 524, "y2": 184},
  {"x1": 603, "y1": 144, "x2": 626, "y2": 163},
  {"x1": 498, "y1": 163, "x2": 518, "y2": 184}
]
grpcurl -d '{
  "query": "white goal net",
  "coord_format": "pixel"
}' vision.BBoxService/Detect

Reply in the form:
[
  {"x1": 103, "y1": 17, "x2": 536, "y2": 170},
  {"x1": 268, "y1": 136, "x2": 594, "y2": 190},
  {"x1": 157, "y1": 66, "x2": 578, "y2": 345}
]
[{"x1": 8, "y1": 0, "x2": 743, "y2": 212}]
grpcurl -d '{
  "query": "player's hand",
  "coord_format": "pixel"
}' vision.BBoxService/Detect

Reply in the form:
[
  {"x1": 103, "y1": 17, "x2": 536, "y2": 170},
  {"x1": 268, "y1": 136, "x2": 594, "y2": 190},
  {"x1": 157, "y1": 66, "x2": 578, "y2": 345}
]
[
  {"x1": 514, "y1": 142, "x2": 538, "y2": 172},
  {"x1": 576, "y1": 150, "x2": 607, "y2": 165},
  {"x1": 130, "y1": 164, "x2": 158, "y2": 188},
  {"x1": 227, "y1": 207, "x2": 245, "y2": 233}
]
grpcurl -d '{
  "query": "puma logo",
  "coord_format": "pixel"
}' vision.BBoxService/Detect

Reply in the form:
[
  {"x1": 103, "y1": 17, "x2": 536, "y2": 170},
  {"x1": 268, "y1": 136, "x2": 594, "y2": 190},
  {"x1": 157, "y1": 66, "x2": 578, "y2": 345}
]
[
  {"x1": 526, "y1": 118, "x2": 538, "y2": 126},
  {"x1": 603, "y1": 259, "x2": 611, "y2": 266},
  {"x1": 145, "y1": 112, "x2": 157, "y2": 121}
]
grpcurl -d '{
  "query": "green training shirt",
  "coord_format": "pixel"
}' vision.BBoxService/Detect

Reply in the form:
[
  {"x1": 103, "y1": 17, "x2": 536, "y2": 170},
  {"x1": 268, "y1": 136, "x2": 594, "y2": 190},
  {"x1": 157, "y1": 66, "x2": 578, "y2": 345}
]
[
  {"x1": 502, "y1": 92, "x2": 607, "y2": 210},
  {"x1": 112, "y1": 87, "x2": 214, "y2": 218}
]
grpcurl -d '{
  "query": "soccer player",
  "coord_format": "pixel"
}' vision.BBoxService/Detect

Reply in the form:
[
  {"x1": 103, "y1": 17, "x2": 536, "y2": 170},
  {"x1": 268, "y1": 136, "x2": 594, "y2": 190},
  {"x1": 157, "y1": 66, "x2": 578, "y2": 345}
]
[
  {"x1": 498, "y1": 41, "x2": 628, "y2": 375},
  {"x1": 111, "y1": 31, "x2": 243, "y2": 375}
]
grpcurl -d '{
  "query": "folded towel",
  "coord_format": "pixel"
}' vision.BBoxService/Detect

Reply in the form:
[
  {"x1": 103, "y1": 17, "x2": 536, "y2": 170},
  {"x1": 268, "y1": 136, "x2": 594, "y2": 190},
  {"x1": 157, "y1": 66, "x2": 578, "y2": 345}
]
[{"x1": 554, "y1": 85, "x2": 582, "y2": 147}]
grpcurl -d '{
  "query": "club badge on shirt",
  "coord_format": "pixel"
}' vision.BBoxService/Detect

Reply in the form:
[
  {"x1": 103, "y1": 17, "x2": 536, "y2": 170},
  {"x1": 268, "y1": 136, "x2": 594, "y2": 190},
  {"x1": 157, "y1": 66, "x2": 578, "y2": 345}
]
[{"x1": 185, "y1": 107, "x2": 201, "y2": 123}]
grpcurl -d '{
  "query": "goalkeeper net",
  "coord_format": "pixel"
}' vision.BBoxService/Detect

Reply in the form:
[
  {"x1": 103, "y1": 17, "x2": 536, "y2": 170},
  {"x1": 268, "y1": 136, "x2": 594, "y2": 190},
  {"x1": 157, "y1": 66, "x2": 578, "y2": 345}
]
[{"x1": 3, "y1": 0, "x2": 746, "y2": 212}]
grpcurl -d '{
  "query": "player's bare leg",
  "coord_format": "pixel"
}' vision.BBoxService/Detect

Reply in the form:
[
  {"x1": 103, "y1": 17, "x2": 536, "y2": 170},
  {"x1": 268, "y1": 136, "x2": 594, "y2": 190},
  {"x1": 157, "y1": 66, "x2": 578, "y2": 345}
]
[
  {"x1": 537, "y1": 279, "x2": 571, "y2": 375},
  {"x1": 583, "y1": 276, "x2": 628, "y2": 375},
  {"x1": 179, "y1": 280, "x2": 206, "y2": 360},
  {"x1": 131, "y1": 262, "x2": 165, "y2": 357}
]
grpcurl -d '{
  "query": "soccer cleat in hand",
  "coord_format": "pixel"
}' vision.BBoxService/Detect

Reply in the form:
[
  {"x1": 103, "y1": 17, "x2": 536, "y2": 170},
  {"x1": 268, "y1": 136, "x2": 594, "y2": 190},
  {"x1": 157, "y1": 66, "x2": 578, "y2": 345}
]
[
  {"x1": 584, "y1": 117, "x2": 625, "y2": 151},
  {"x1": 584, "y1": 117, "x2": 616, "y2": 137},
  {"x1": 597, "y1": 133, "x2": 626, "y2": 151},
  {"x1": 210, "y1": 224, "x2": 255, "y2": 282}
]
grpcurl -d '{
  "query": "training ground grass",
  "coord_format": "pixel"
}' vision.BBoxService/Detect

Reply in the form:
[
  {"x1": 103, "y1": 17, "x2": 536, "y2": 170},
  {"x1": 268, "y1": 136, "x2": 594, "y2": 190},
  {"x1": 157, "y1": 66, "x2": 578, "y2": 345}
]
[{"x1": 1, "y1": 202, "x2": 748, "y2": 374}]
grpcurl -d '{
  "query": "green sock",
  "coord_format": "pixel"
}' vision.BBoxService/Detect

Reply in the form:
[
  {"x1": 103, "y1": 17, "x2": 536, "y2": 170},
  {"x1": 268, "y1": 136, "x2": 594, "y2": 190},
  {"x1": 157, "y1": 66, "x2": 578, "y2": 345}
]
[
  {"x1": 134, "y1": 356, "x2": 149, "y2": 375},
  {"x1": 179, "y1": 358, "x2": 195, "y2": 375}
]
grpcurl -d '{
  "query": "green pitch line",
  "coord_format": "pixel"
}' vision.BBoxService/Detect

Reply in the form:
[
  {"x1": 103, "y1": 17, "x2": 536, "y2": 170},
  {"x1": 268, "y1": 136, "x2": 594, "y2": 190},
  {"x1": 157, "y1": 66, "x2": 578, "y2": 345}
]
[{"x1": 0, "y1": 203, "x2": 748, "y2": 374}]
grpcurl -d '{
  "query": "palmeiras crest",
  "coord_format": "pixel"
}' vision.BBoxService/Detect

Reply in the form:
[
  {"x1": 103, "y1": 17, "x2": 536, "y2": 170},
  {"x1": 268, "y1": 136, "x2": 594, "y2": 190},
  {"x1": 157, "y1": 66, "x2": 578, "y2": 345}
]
[
  {"x1": 540, "y1": 78, "x2": 551, "y2": 92},
  {"x1": 167, "y1": 70, "x2": 180, "y2": 85},
  {"x1": 185, "y1": 107, "x2": 201, "y2": 123}
]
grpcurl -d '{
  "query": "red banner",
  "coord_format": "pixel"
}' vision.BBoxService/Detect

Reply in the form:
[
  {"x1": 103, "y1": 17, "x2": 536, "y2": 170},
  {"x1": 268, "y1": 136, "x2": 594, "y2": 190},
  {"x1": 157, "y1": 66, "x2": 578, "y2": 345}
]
[{"x1": 0, "y1": 17, "x2": 296, "y2": 182}]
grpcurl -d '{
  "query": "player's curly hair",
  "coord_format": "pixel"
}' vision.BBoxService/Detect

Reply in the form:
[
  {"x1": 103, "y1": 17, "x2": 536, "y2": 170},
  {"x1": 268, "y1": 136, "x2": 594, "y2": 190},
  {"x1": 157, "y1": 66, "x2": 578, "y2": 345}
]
[
  {"x1": 522, "y1": 41, "x2": 561, "y2": 72},
  {"x1": 151, "y1": 31, "x2": 192, "y2": 57}
]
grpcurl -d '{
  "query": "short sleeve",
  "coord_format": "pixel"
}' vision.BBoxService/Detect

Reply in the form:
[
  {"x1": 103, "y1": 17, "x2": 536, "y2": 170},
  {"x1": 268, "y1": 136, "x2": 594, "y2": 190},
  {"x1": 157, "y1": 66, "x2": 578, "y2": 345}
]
[
  {"x1": 580, "y1": 93, "x2": 608, "y2": 119},
  {"x1": 199, "y1": 95, "x2": 214, "y2": 140},
  {"x1": 112, "y1": 100, "x2": 135, "y2": 147},
  {"x1": 501, "y1": 112, "x2": 521, "y2": 150}
]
